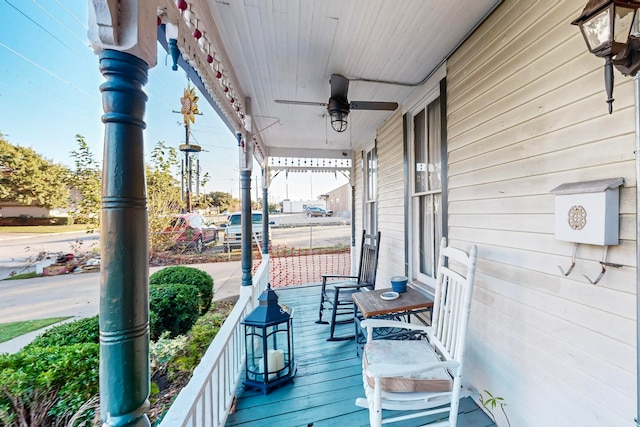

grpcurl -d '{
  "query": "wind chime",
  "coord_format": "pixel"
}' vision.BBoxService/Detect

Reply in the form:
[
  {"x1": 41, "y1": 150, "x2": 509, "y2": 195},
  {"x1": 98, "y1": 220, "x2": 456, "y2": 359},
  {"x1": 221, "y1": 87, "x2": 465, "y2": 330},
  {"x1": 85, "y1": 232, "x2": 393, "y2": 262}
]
[{"x1": 179, "y1": 84, "x2": 201, "y2": 212}]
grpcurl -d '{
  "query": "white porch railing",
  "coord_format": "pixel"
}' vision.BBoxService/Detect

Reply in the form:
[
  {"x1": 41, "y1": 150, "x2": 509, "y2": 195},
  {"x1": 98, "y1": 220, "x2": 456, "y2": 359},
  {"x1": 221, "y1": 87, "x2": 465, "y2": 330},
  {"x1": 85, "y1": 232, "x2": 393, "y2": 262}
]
[{"x1": 159, "y1": 255, "x2": 270, "y2": 427}]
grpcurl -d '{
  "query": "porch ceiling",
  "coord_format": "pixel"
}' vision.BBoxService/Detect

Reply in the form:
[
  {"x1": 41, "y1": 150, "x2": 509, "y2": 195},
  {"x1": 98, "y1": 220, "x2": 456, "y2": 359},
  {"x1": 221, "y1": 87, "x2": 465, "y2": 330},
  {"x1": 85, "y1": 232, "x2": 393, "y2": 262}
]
[{"x1": 162, "y1": 0, "x2": 500, "y2": 160}]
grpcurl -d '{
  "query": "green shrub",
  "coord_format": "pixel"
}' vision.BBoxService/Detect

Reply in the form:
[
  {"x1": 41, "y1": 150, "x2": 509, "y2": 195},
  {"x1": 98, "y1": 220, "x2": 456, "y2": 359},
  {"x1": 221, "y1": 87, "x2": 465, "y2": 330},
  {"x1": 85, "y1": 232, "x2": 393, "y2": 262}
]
[
  {"x1": 150, "y1": 331, "x2": 189, "y2": 372},
  {"x1": 28, "y1": 315, "x2": 99, "y2": 349},
  {"x1": 169, "y1": 310, "x2": 226, "y2": 374},
  {"x1": 149, "y1": 284, "x2": 200, "y2": 340},
  {"x1": 71, "y1": 215, "x2": 92, "y2": 225},
  {"x1": 150, "y1": 266, "x2": 214, "y2": 314},
  {"x1": 0, "y1": 217, "x2": 73, "y2": 226},
  {"x1": 0, "y1": 343, "x2": 99, "y2": 427},
  {"x1": 51, "y1": 216, "x2": 74, "y2": 225}
]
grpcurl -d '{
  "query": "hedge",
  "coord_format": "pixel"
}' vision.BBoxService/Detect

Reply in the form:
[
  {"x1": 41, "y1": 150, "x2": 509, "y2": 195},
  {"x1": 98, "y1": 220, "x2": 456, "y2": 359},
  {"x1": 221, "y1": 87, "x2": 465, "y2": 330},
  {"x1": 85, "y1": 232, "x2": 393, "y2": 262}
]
[
  {"x1": 149, "y1": 266, "x2": 214, "y2": 314},
  {"x1": 0, "y1": 343, "x2": 99, "y2": 427},
  {"x1": 149, "y1": 283, "x2": 201, "y2": 340},
  {"x1": 27, "y1": 315, "x2": 99, "y2": 349}
]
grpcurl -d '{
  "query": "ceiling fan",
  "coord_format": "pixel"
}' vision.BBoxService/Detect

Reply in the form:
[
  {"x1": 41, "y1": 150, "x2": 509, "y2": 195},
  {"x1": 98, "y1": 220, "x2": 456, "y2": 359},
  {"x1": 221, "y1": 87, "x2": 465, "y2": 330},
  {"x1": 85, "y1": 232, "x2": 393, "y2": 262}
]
[{"x1": 275, "y1": 74, "x2": 398, "y2": 133}]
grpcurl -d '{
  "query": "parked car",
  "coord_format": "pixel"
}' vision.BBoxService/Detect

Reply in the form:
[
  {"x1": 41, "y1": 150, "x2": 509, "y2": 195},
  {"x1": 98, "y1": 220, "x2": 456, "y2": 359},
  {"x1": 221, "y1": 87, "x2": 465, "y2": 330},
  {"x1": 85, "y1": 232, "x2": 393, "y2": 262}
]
[
  {"x1": 165, "y1": 213, "x2": 218, "y2": 253},
  {"x1": 305, "y1": 206, "x2": 333, "y2": 217},
  {"x1": 222, "y1": 211, "x2": 267, "y2": 251}
]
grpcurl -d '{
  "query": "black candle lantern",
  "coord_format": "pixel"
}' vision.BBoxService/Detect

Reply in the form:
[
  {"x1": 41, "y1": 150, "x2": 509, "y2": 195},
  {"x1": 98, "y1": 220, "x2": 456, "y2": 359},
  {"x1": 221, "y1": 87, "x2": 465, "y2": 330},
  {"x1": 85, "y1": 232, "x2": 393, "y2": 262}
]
[{"x1": 242, "y1": 284, "x2": 296, "y2": 394}]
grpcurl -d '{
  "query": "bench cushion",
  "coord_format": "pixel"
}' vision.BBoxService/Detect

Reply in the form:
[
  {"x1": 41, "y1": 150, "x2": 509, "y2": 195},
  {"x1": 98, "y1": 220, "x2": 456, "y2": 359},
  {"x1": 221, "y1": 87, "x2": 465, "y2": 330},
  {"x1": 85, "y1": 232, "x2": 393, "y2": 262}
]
[{"x1": 363, "y1": 339, "x2": 453, "y2": 393}]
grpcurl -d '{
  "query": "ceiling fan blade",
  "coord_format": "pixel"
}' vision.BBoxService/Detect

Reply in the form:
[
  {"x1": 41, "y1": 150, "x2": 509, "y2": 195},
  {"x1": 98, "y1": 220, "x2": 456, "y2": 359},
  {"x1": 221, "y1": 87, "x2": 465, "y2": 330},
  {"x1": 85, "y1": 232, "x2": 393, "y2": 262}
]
[
  {"x1": 275, "y1": 99, "x2": 327, "y2": 107},
  {"x1": 349, "y1": 101, "x2": 398, "y2": 111},
  {"x1": 330, "y1": 74, "x2": 349, "y2": 100}
]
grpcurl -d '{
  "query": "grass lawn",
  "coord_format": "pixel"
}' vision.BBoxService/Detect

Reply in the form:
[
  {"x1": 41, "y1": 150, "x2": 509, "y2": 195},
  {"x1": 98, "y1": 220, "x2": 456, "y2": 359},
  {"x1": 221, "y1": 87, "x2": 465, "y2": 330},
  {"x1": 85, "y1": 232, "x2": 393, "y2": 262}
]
[
  {"x1": 2, "y1": 272, "x2": 39, "y2": 281},
  {"x1": 0, "y1": 224, "x2": 93, "y2": 234},
  {"x1": 0, "y1": 317, "x2": 72, "y2": 343}
]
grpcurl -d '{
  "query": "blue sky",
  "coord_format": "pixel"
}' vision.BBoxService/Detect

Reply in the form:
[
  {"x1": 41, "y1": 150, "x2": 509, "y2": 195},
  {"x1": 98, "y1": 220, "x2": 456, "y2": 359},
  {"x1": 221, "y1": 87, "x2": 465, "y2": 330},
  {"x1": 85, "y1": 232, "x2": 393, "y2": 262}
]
[{"x1": 0, "y1": 1, "x2": 346, "y2": 202}]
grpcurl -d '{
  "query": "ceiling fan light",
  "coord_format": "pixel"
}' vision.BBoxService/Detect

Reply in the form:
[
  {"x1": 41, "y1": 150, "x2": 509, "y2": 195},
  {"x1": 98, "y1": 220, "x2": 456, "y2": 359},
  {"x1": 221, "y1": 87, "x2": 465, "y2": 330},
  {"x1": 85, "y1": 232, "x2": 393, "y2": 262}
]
[{"x1": 330, "y1": 110, "x2": 348, "y2": 132}]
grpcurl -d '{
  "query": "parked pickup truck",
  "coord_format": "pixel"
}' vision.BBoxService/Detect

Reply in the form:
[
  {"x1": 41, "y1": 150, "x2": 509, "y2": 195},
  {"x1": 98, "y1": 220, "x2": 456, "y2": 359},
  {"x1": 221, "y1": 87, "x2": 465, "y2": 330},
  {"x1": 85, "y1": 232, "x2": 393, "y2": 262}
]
[{"x1": 222, "y1": 211, "x2": 266, "y2": 251}]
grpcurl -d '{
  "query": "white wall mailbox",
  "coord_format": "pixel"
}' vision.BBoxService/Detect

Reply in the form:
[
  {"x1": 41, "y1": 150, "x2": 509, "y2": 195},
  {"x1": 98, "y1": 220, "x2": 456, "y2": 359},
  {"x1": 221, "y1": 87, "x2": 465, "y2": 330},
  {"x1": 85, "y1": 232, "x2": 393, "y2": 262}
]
[{"x1": 550, "y1": 178, "x2": 623, "y2": 246}]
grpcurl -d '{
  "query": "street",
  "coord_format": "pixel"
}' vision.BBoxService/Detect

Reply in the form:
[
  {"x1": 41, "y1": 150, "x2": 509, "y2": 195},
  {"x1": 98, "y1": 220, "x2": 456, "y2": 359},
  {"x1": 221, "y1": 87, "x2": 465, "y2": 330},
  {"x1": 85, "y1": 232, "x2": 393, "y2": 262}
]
[
  {"x1": 0, "y1": 215, "x2": 350, "y2": 352},
  {"x1": 0, "y1": 214, "x2": 351, "y2": 323},
  {"x1": 0, "y1": 230, "x2": 99, "y2": 280},
  {"x1": 0, "y1": 214, "x2": 350, "y2": 280},
  {"x1": 0, "y1": 260, "x2": 249, "y2": 325},
  {"x1": 0, "y1": 271, "x2": 100, "y2": 324},
  {"x1": 271, "y1": 224, "x2": 350, "y2": 248}
]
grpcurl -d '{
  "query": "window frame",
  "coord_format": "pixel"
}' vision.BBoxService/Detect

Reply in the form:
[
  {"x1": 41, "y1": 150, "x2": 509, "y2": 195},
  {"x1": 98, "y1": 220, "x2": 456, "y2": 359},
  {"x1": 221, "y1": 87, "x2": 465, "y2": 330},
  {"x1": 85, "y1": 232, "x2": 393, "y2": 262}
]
[
  {"x1": 407, "y1": 83, "x2": 447, "y2": 291},
  {"x1": 363, "y1": 142, "x2": 378, "y2": 234}
]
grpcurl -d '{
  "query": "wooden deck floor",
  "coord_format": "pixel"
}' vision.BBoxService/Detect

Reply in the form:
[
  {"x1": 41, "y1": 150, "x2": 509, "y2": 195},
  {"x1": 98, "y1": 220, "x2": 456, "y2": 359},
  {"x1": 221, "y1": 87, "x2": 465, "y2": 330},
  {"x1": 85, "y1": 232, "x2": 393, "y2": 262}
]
[{"x1": 226, "y1": 285, "x2": 495, "y2": 427}]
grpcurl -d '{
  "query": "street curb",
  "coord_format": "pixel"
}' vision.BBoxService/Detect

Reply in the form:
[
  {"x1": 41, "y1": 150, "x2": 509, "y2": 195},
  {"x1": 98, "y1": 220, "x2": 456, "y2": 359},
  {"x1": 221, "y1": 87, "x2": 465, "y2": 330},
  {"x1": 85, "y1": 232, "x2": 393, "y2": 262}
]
[{"x1": 0, "y1": 230, "x2": 93, "y2": 242}]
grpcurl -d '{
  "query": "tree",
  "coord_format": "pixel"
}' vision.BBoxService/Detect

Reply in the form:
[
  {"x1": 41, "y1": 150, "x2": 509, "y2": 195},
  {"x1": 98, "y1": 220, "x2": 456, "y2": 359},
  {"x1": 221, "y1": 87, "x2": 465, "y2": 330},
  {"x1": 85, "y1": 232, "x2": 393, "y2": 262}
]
[
  {"x1": 0, "y1": 134, "x2": 69, "y2": 210},
  {"x1": 194, "y1": 171, "x2": 211, "y2": 209},
  {"x1": 268, "y1": 202, "x2": 279, "y2": 213},
  {"x1": 147, "y1": 142, "x2": 183, "y2": 254},
  {"x1": 206, "y1": 191, "x2": 235, "y2": 212},
  {"x1": 66, "y1": 135, "x2": 101, "y2": 227}
]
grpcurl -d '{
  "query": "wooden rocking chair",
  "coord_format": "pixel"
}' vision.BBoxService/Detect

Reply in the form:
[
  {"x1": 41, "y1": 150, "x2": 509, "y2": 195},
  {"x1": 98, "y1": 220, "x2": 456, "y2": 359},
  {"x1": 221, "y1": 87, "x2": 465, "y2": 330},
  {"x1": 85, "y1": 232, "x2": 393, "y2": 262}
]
[
  {"x1": 316, "y1": 230, "x2": 381, "y2": 341},
  {"x1": 355, "y1": 237, "x2": 477, "y2": 427}
]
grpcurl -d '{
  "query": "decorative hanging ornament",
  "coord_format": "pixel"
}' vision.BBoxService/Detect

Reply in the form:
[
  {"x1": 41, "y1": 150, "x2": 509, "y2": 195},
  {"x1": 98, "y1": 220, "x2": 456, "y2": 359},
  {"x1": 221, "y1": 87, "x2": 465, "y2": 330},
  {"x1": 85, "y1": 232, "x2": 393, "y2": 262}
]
[
  {"x1": 193, "y1": 28, "x2": 202, "y2": 39},
  {"x1": 177, "y1": 0, "x2": 188, "y2": 11},
  {"x1": 207, "y1": 54, "x2": 213, "y2": 64},
  {"x1": 180, "y1": 85, "x2": 200, "y2": 125}
]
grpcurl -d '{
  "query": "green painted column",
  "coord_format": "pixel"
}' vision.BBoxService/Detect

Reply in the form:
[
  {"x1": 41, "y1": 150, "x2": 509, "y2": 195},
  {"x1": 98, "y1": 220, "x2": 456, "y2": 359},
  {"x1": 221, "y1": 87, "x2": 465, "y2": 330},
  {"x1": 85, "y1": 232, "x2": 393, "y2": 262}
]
[
  {"x1": 98, "y1": 49, "x2": 150, "y2": 427},
  {"x1": 241, "y1": 168, "x2": 253, "y2": 286}
]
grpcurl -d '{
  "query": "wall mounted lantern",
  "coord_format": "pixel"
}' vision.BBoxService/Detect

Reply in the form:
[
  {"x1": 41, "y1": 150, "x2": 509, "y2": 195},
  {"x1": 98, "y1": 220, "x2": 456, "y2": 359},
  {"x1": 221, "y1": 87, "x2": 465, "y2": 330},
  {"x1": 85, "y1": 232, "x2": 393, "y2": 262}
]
[
  {"x1": 242, "y1": 284, "x2": 296, "y2": 394},
  {"x1": 572, "y1": 0, "x2": 640, "y2": 113}
]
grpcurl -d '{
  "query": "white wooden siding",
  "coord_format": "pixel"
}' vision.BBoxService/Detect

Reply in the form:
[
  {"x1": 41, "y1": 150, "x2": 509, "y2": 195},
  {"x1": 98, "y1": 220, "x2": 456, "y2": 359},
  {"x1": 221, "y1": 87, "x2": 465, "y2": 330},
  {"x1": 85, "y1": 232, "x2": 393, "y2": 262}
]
[
  {"x1": 374, "y1": 110, "x2": 405, "y2": 287},
  {"x1": 446, "y1": 0, "x2": 636, "y2": 426}
]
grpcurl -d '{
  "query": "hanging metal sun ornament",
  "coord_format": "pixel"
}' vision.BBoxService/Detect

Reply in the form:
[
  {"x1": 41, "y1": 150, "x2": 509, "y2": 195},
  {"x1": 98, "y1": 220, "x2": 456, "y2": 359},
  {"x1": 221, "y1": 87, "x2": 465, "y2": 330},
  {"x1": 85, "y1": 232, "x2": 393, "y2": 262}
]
[{"x1": 180, "y1": 85, "x2": 199, "y2": 126}]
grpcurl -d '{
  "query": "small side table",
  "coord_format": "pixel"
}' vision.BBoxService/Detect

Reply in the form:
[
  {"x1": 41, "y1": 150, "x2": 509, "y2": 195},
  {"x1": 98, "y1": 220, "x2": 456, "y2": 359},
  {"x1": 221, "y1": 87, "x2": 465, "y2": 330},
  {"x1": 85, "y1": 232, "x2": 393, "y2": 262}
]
[{"x1": 352, "y1": 287, "x2": 433, "y2": 352}]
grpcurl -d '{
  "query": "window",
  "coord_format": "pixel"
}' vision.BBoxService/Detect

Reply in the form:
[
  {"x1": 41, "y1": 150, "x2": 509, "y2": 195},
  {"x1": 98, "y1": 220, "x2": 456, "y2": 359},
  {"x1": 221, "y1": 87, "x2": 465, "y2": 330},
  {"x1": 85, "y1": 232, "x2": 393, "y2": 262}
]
[
  {"x1": 251, "y1": 213, "x2": 263, "y2": 223},
  {"x1": 411, "y1": 96, "x2": 443, "y2": 286},
  {"x1": 228, "y1": 213, "x2": 262, "y2": 226},
  {"x1": 189, "y1": 215, "x2": 203, "y2": 227},
  {"x1": 364, "y1": 145, "x2": 377, "y2": 233}
]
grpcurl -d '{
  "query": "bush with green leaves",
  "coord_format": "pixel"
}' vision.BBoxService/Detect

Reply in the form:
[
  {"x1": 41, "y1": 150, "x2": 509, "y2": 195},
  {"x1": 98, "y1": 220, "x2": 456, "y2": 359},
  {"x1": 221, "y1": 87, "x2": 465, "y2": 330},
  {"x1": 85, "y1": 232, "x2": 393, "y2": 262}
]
[
  {"x1": 27, "y1": 315, "x2": 99, "y2": 349},
  {"x1": 0, "y1": 343, "x2": 99, "y2": 427},
  {"x1": 150, "y1": 266, "x2": 214, "y2": 314},
  {"x1": 150, "y1": 331, "x2": 189, "y2": 373},
  {"x1": 149, "y1": 283, "x2": 201, "y2": 340},
  {"x1": 169, "y1": 309, "x2": 227, "y2": 374}
]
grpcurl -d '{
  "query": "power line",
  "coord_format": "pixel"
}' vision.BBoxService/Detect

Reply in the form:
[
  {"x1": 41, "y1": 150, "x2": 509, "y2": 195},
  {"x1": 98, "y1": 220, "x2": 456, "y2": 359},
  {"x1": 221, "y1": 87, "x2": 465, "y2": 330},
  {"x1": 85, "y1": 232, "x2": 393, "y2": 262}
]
[
  {"x1": 31, "y1": 0, "x2": 88, "y2": 48},
  {"x1": 0, "y1": 78, "x2": 78, "y2": 118},
  {"x1": 146, "y1": 88, "x2": 180, "y2": 112},
  {"x1": 4, "y1": 0, "x2": 76, "y2": 53},
  {"x1": 0, "y1": 0, "x2": 102, "y2": 110},
  {"x1": 56, "y1": 0, "x2": 87, "y2": 29},
  {"x1": 0, "y1": 41, "x2": 99, "y2": 102}
]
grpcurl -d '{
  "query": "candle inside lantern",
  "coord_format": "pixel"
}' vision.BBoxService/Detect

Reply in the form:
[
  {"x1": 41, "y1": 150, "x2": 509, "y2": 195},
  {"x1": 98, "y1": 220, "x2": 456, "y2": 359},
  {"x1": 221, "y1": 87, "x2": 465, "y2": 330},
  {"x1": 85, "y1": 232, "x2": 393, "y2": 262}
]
[
  {"x1": 268, "y1": 349, "x2": 285, "y2": 373},
  {"x1": 257, "y1": 349, "x2": 285, "y2": 380}
]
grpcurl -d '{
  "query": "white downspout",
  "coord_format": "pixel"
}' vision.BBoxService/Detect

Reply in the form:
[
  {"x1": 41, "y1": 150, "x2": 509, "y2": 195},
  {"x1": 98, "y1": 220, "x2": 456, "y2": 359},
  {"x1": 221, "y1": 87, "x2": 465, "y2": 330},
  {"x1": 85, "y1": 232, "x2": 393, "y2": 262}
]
[
  {"x1": 632, "y1": 20, "x2": 640, "y2": 427},
  {"x1": 633, "y1": 67, "x2": 640, "y2": 427}
]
